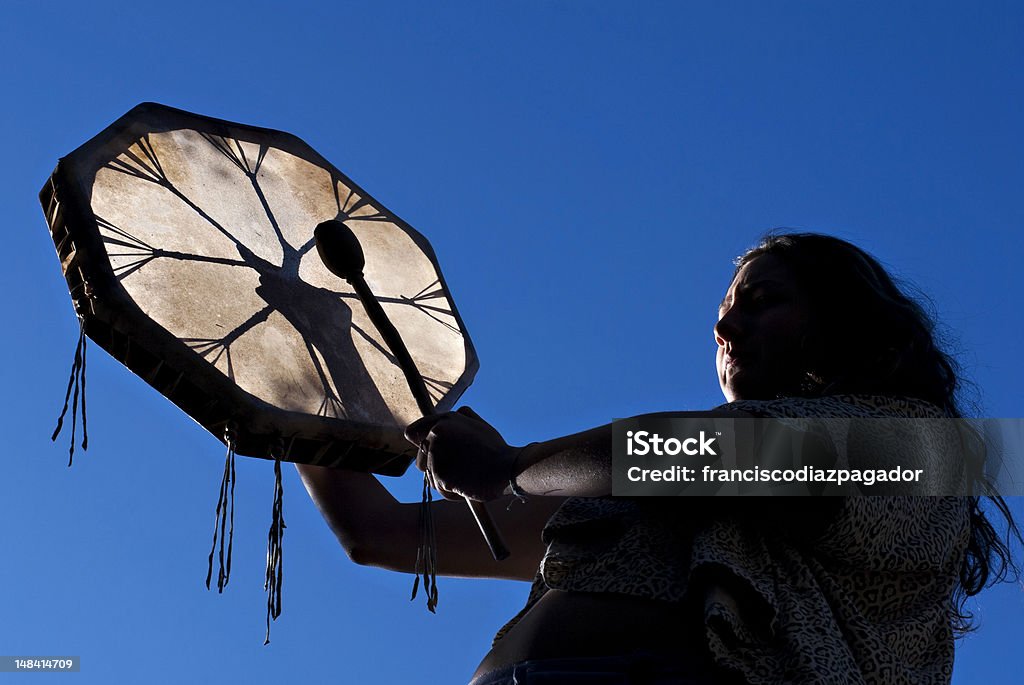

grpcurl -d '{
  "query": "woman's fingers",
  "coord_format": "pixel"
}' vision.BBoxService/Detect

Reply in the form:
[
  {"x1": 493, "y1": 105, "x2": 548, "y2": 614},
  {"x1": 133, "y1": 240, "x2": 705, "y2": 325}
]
[
  {"x1": 415, "y1": 439, "x2": 430, "y2": 472},
  {"x1": 405, "y1": 414, "x2": 449, "y2": 445},
  {"x1": 418, "y1": 435, "x2": 463, "y2": 500},
  {"x1": 434, "y1": 482, "x2": 464, "y2": 501},
  {"x1": 405, "y1": 407, "x2": 512, "y2": 501},
  {"x1": 406, "y1": 407, "x2": 487, "y2": 446},
  {"x1": 456, "y1": 405, "x2": 484, "y2": 422}
]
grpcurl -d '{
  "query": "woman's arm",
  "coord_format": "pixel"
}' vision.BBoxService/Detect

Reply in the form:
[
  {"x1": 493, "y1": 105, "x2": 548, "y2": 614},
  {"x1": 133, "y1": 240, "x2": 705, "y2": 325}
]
[
  {"x1": 295, "y1": 463, "x2": 565, "y2": 581},
  {"x1": 300, "y1": 406, "x2": 802, "y2": 581},
  {"x1": 413, "y1": 407, "x2": 751, "y2": 501},
  {"x1": 295, "y1": 408, "x2": 608, "y2": 582}
]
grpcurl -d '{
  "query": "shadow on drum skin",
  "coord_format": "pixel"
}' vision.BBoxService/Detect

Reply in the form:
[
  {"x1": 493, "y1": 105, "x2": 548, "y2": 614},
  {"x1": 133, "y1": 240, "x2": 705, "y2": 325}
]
[
  {"x1": 100, "y1": 134, "x2": 396, "y2": 426},
  {"x1": 253, "y1": 258, "x2": 395, "y2": 423}
]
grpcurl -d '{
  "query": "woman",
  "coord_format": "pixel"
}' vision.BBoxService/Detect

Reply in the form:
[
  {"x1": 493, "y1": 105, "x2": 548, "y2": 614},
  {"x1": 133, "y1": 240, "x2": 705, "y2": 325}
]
[{"x1": 297, "y1": 233, "x2": 1017, "y2": 684}]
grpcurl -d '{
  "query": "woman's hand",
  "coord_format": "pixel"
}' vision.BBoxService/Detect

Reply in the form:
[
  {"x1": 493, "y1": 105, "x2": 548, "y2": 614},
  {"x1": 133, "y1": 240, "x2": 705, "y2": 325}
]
[{"x1": 405, "y1": 406, "x2": 518, "y2": 502}]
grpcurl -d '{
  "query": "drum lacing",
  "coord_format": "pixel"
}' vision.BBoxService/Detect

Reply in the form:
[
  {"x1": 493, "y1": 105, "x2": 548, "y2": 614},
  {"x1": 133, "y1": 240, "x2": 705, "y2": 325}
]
[
  {"x1": 206, "y1": 423, "x2": 237, "y2": 593},
  {"x1": 264, "y1": 438, "x2": 288, "y2": 645},
  {"x1": 51, "y1": 315, "x2": 88, "y2": 466}
]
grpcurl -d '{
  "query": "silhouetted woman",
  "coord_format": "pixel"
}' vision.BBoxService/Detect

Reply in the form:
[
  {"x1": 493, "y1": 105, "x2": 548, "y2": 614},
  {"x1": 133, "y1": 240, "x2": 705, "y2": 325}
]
[{"x1": 297, "y1": 233, "x2": 1017, "y2": 684}]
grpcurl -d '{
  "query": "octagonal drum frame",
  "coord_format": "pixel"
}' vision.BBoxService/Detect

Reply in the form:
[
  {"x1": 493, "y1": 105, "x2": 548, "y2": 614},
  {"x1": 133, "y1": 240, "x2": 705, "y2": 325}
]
[{"x1": 40, "y1": 103, "x2": 478, "y2": 476}]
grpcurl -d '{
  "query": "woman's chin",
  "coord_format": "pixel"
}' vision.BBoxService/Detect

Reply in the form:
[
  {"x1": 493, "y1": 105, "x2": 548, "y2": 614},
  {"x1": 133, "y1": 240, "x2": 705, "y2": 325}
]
[{"x1": 723, "y1": 373, "x2": 778, "y2": 402}]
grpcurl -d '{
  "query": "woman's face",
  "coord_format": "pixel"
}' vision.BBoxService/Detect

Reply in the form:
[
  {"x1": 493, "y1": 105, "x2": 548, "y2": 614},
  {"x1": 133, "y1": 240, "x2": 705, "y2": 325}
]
[{"x1": 715, "y1": 254, "x2": 811, "y2": 402}]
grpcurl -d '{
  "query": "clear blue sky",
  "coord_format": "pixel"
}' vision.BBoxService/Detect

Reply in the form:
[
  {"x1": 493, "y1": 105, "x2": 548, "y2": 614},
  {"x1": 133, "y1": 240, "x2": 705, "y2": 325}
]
[{"x1": 3, "y1": 2, "x2": 1022, "y2": 682}]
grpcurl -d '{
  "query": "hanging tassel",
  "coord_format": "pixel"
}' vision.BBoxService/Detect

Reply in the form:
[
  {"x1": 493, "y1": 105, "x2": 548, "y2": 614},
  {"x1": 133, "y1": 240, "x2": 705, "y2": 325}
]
[
  {"x1": 52, "y1": 317, "x2": 89, "y2": 466},
  {"x1": 206, "y1": 425, "x2": 237, "y2": 593},
  {"x1": 264, "y1": 451, "x2": 286, "y2": 645},
  {"x1": 410, "y1": 469, "x2": 438, "y2": 612}
]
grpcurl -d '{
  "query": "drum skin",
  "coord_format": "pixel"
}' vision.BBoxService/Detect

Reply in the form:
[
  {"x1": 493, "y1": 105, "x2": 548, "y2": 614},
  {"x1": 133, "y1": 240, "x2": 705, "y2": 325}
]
[{"x1": 40, "y1": 103, "x2": 478, "y2": 475}]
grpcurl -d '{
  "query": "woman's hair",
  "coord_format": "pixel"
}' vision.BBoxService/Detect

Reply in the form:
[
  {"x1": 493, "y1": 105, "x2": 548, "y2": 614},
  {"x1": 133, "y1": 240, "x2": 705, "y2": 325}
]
[{"x1": 735, "y1": 231, "x2": 1020, "y2": 633}]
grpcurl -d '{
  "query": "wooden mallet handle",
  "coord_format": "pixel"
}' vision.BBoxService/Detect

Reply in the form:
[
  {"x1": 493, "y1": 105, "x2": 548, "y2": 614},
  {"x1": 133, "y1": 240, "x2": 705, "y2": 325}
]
[{"x1": 314, "y1": 220, "x2": 510, "y2": 561}]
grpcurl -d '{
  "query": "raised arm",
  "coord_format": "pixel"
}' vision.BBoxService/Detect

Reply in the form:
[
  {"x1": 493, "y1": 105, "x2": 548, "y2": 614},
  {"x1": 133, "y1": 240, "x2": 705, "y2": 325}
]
[
  {"x1": 295, "y1": 407, "x2": 617, "y2": 582},
  {"x1": 412, "y1": 406, "x2": 753, "y2": 501},
  {"x1": 409, "y1": 407, "x2": 844, "y2": 538},
  {"x1": 300, "y1": 406, "x2": 820, "y2": 582}
]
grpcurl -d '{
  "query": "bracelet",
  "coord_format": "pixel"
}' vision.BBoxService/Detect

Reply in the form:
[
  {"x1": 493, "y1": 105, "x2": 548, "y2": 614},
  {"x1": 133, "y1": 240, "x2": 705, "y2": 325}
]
[{"x1": 508, "y1": 443, "x2": 534, "y2": 504}]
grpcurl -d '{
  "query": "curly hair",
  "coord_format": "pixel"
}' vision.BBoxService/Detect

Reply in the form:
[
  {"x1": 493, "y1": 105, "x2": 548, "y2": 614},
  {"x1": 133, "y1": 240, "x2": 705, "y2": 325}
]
[{"x1": 735, "y1": 231, "x2": 1020, "y2": 634}]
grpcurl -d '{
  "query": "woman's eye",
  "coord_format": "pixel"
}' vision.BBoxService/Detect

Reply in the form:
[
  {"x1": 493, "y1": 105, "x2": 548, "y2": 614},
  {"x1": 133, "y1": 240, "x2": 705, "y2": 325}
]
[{"x1": 748, "y1": 292, "x2": 781, "y2": 310}]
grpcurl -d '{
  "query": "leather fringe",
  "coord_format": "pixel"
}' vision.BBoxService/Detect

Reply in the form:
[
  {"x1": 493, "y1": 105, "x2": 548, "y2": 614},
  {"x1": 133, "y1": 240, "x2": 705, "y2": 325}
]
[
  {"x1": 264, "y1": 454, "x2": 286, "y2": 645},
  {"x1": 52, "y1": 318, "x2": 88, "y2": 466},
  {"x1": 206, "y1": 426, "x2": 237, "y2": 593},
  {"x1": 411, "y1": 471, "x2": 438, "y2": 612}
]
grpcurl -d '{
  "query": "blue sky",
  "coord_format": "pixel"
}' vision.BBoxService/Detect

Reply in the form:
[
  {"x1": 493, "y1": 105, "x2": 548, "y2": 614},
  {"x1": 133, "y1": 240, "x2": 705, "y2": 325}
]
[{"x1": 2, "y1": 2, "x2": 1022, "y2": 682}]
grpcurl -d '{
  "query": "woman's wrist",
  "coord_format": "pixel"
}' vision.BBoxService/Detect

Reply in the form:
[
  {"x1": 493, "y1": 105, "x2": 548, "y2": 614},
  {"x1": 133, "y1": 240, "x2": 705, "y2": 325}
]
[{"x1": 505, "y1": 442, "x2": 536, "y2": 499}]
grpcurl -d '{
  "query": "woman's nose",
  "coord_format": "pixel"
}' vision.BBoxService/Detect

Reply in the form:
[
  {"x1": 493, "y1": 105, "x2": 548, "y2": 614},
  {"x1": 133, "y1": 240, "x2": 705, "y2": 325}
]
[{"x1": 714, "y1": 306, "x2": 742, "y2": 345}]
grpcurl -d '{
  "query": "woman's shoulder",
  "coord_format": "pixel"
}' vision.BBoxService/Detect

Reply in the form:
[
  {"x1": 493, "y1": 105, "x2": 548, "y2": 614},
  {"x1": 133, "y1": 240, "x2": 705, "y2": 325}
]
[{"x1": 712, "y1": 393, "x2": 947, "y2": 419}]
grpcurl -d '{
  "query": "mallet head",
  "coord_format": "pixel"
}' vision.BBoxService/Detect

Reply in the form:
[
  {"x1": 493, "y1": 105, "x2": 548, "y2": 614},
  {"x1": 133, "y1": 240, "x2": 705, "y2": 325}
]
[{"x1": 314, "y1": 219, "x2": 365, "y2": 281}]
